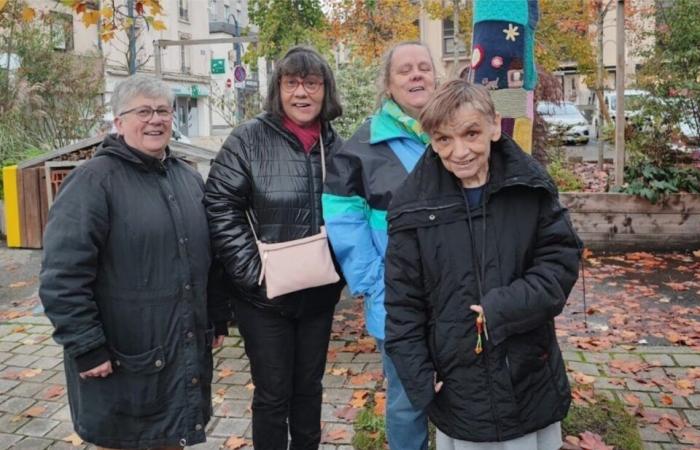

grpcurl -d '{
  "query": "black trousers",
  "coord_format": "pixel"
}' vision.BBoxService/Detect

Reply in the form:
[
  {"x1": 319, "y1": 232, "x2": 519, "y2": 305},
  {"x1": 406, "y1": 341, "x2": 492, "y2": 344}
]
[{"x1": 234, "y1": 300, "x2": 335, "y2": 450}]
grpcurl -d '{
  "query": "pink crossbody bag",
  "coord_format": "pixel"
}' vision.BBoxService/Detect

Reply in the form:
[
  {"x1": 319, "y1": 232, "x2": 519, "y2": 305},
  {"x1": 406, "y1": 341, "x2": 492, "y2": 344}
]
[{"x1": 245, "y1": 138, "x2": 340, "y2": 299}]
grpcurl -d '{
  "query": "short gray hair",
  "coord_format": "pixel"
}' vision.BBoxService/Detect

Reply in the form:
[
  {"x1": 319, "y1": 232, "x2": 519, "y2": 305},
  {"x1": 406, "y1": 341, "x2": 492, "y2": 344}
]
[
  {"x1": 375, "y1": 41, "x2": 436, "y2": 110},
  {"x1": 111, "y1": 74, "x2": 174, "y2": 116}
]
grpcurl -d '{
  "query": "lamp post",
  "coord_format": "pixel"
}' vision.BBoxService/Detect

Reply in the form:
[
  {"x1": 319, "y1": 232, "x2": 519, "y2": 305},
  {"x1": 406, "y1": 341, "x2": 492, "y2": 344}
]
[{"x1": 227, "y1": 13, "x2": 243, "y2": 123}]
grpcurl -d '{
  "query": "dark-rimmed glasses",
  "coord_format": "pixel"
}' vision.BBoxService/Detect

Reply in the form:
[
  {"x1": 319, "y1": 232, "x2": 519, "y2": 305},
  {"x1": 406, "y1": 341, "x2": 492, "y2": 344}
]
[
  {"x1": 281, "y1": 76, "x2": 324, "y2": 94},
  {"x1": 119, "y1": 106, "x2": 174, "y2": 122}
]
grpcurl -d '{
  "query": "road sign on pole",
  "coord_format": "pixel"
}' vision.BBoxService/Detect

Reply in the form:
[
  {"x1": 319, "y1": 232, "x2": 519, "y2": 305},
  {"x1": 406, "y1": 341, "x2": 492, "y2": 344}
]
[
  {"x1": 234, "y1": 65, "x2": 247, "y2": 83},
  {"x1": 211, "y1": 58, "x2": 226, "y2": 74}
]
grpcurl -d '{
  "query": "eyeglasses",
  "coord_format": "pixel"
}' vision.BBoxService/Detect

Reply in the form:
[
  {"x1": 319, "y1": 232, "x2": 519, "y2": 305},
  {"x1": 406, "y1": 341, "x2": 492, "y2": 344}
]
[
  {"x1": 119, "y1": 106, "x2": 174, "y2": 122},
  {"x1": 281, "y1": 76, "x2": 324, "y2": 94}
]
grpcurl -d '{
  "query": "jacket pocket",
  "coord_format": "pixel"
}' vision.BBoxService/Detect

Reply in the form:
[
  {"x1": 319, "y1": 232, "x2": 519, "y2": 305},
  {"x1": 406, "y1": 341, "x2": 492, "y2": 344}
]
[
  {"x1": 109, "y1": 345, "x2": 168, "y2": 417},
  {"x1": 505, "y1": 326, "x2": 551, "y2": 402}
]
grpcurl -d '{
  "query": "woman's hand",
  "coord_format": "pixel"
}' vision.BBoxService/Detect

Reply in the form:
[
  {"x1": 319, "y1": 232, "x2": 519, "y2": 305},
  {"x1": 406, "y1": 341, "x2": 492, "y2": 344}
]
[
  {"x1": 79, "y1": 360, "x2": 113, "y2": 379},
  {"x1": 470, "y1": 305, "x2": 483, "y2": 314},
  {"x1": 212, "y1": 335, "x2": 226, "y2": 348},
  {"x1": 434, "y1": 372, "x2": 443, "y2": 393}
]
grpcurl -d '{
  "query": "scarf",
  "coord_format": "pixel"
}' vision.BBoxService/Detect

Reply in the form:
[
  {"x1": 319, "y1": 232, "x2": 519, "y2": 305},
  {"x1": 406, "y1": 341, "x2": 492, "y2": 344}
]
[{"x1": 380, "y1": 99, "x2": 431, "y2": 146}]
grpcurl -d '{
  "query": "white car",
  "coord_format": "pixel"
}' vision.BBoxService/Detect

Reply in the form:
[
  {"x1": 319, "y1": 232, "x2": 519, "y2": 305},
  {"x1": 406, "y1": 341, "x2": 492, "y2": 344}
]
[{"x1": 537, "y1": 101, "x2": 590, "y2": 145}]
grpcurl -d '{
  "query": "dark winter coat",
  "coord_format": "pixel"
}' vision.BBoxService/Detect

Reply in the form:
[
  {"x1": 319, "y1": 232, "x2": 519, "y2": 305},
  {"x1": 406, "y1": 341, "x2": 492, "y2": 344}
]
[
  {"x1": 39, "y1": 135, "x2": 227, "y2": 449},
  {"x1": 384, "y1": 135, "x2": 582, "y2": 442},
  {"x1": 204, "y1": 113, "x2": 344, "y2": 314}
]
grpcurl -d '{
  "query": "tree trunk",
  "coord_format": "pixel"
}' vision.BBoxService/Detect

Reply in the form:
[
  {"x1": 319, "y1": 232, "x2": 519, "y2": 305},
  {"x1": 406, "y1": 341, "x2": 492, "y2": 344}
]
[
  {"x1": 451, "y1": 1, "x2": 460, "y2": 77},
  {"x1": 595, "y1": 10, "x2": 607, "y2": 170}
]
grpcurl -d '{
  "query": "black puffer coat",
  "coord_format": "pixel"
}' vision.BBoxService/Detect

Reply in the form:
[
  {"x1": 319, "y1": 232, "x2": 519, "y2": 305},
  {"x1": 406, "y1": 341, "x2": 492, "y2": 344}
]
[
  {"x1": 384, "y1": 135, "x2": 582, "y2": 442},
  {"x1": 204, "y1": 113, "x2": 344, "y2": 313},
  {"x1": 40, "y1": 135, "x2": 226, "y2": 448}
]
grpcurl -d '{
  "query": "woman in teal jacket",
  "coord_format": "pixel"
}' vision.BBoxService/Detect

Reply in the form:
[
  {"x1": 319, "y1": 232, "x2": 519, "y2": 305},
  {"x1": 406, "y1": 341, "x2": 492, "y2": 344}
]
[{"x1": 323, "y1": 41, "x2": 436, "y2": 450}]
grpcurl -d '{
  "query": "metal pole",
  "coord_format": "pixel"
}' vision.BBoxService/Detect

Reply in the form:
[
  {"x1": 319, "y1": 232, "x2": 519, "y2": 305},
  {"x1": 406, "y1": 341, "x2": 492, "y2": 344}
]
[
  {"x1": 614, "y1": 0, "x2": 625, "y2": 187},
  {"x1": 127, "y1": 0, "x2": 136, "y2": 74},
  {"x1": 154, "y1": 42, "x2": 162, "y2": 78},
  {"x1": 231, "y1": 15, "x2": 243, "y2": 123}
]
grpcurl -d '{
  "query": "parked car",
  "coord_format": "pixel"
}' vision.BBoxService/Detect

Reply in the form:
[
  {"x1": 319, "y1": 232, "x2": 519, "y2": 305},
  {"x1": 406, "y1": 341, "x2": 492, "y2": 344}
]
[
  {"x1": 537, "y1": 101, "x2": 590, "y2": 145},
  {"x1": 590, "y1": 89, "x2": 650, "y2": 137}
]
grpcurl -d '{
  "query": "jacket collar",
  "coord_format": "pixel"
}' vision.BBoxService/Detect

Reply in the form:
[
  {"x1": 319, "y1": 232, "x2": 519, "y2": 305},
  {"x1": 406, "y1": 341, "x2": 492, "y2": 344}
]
[
  {"x1": 369, "y1": 108, "x2": 411, "y2": 144},
  {"x1": 388, "y1": 134, "x2": 557, "y2": 223},
  {"x1": 94, "y1": 134, "x2": 171, "y2": 174},
  {"x1": 257, "y1": 112, "x2": 336, "y2": 153}
]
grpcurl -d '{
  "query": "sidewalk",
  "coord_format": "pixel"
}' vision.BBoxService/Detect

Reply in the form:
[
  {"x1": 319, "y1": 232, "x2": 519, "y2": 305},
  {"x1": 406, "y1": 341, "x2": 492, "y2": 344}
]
[{"x1": 0, "y1": 302, "x2": 697, "y2": 449}]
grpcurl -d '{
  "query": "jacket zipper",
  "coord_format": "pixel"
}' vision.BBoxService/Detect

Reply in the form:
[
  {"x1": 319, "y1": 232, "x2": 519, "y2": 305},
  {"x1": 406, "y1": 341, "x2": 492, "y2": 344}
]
[
  {"x1": 389, "y1": 202, "x2": 463, "y2": 221},
  {"x1": 306, "y1": 149, "x2": 317, "y2": 233}
]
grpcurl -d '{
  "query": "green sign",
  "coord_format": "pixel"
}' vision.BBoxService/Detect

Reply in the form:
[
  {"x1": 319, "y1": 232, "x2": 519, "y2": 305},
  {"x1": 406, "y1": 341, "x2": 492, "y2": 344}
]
[
  {"x1": 210, "y1": 58, "x2": 225, "y2": 74},
  {"x1": 191, "y1": 85, "x2": 200, "y2": 98}
]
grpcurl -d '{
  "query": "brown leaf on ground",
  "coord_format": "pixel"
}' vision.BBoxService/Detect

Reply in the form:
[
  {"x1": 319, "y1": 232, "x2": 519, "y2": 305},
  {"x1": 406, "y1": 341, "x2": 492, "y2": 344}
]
[
  {"x1": 665, "y1": 281, "x2": 689, "y2": 291},
  {"x1": 571, "y1": 387, "x2": 597, "y2": 406},
  {"x1": 323, "y1": 429, "x2": 350, "y2": 442},
  {"x1": 63, "y1": 433, "x2": 83, "y2": 446},
  {"x1": 329, "y1": 367, "x2": 349, "y2": 376},
  {"x1": 608, "y1": 360, "x2": 649, "y2": 374},
  {"x1": 687, "y1": 367, "x2": 700, "y2": 379},
  {"x1": 660, "y1": 394, "x2": 674, "y2": 405},
  {"x1": 11, "y1": 326, "x2": 26, "y2": 333},
  {"x1": 579, "y1": 430, "x2": 614, "y2": 450},
  {"x1": 223, "y1": 435, "x2": 250, "y2": 449},
  {"x1": 622, "y1": 393, "x2": 643, "y2": 406},
  {"x1": 674, "y1": 427, "x2": 700, "y2": 445},
  {"x1": 373, "y1": 392, "x2": 386, "y2": 416},
  {"x1": 8, "y1": 281, "x2": 29, "y2": 288},
  {"x1": 218, "y1": 368, "x2": 235, "y2": 379},
  {"x1": 334, "y1": 406, "x2": 359, "y2": 422},
  {"x1": 216, "y1": 387, "x2": 227, "y2": 396},
  {"x1": 23, "y1": 405, "x2": 46, "y2": 417},
  {"x1": 3, "y1": 368, "x2": 42, "y2": 380},
  {"x1": 572, "y1": 371, "x2": 596, "y2": 385},
  {"x1": 655, "y1": 414, "x2": 686, "y2": 433},
  {"x1": 350, "y1": 390, "x2": 369, "y2": 408},
  {"x1": 342, "y1": 337, "x2": 376, "y2": 354},
  {"x1": 42, "y1": 385, "x2": 65, "y2": 400},
  {"x1": 0, "y1": 311, "x2": 30, "y2": 321},
  {"x1": 245, "y1": 382, "x2": 255, "y2": 391},
  {"x1": 349, "y1": 373, "x2": 375, "y2": 386},
  {"x1": 562, "y1": 435, "x2": 582, "y2": 450}
]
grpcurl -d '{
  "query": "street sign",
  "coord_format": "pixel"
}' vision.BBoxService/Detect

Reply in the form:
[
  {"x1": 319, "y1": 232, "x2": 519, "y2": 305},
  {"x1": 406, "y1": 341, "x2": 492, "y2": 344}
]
[
  {"x1": 211, "y1": 58, "x2": 226, "y2": 74},
  {"x1": 225, "y1": 78, "x2": 232, "y2": 88},
  {"x1": 234, "y1": 65, "x2": 247, "y2": 83},
  {"x1": 191, "y1": 85, "x2": 200, "y2": 98}
]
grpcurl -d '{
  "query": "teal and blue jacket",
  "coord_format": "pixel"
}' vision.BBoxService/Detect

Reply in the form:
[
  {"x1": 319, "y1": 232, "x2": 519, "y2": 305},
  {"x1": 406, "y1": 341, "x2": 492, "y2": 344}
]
[{"x1": 322, "y1": 112, "x2": 427, "y2": 339}]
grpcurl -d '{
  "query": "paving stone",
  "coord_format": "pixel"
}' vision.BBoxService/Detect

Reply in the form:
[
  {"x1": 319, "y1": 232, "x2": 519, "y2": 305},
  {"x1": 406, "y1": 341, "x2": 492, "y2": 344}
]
[
  {"x1": 364, "y1": 362, "x2": 383, "y2": 374},
  {"x1": 0, "y1": 343, "x2": 19, "y2": 353},
  {"x1": 351, "y1": 353, "x2": 381, "y2": 363},
  {"x1": 321, "y1": 422, "x2": 354, "y2": 445},
  {"x1": 0, "y1": 333, "x2": 26, "y2": 343},
  {"x1": 49, "y1": 442, "x2": 87, "y2": 450},
  {"x1": 33, "y1": 347, "x2": 63, "y2": 358},
  {"x1": 0, "y1": 432, "x2": 22, "y2": 450},
  {"x1": 641, "y1": 346, "x2": 695, "y2": 354},
  {"x1": 10, "y1": 436, "x2": 53, "y2": 449},
  {"x1": 0, "y1": 397, "x2": 35, "y2": 414},
  {"x1": 322, "y1": 374, "x2": 348, "y2": 388},
  {"x1": 625, "y1": 392, "x2": 656, "y2": 407},
  {"x1": 682, "y1": 408, "x2": 700, "y2": 427},
  {"x1": 6, "y1": 382, "x2": 44, "y2": 398},
  {"x1": 44, "y1": 372, "x2": 66, "y2": 386},
  {"x1": 11, "y1": 316, "x2": 51, "y2": 326},
  {"x1": 2, "y1": 355, "x2": 39, "y2": 368},
  {"x1": 687, "y1": 394, "x2": 700, "y2": 409},
  {"x1": 566, "y1": 361, "x2": 601, "y2": 376},
  {"x1": 328, "y1": 352, "x2": 355, "y2": 363},
  {"x1": 580, "y1": 351, "x2": 611, "y2": 363},
  {"x1": 210, "y1": 417, "x2": 249, "y2": 437},
  {"x1": 216, "y1": 347, "x2": 246, "y2": 359},
  {"x1": 15, "y1": 417, "x2": 60, "y2": 437},
  {"x1": 50, "y1": 405, "x2": 71, "y2": 422},
  {"x1": 26, "y1": 326, "x2": 53, "y2": 335},
  {"x1": 0, "y1": 355, "x2": 12, "y2": 366},
  {"x1": 12, "y1": 345, "x2": 44, "y2": 355},
  {"x1": 336, "y1": 363, "x2": 367, "y2": 375},
  {"x1": 0, "y1": 413, "x2": 30, "y2": 433},
  {"x1": 650, "y1": 392, "x2": 689, "y2": 409},
  {"x1": 322, "y1": 388, "x2": 353, "y2": 404},
  {"x1": 22, "y1": 402, "x2": 63, "y2": 418},
  {"x1": 639, "y1": 425, "x2": 673, "y2": 443},
  {"x1": 642, "y1": 444, "x2": 663, "y2": 450},
  {"x1": 215, "y1": 372, "x2": 250, "y2": 386},
  {"x1": 213, "y1": 399, "x2": 250, "y2": 419},
  {"x1": 641, "y1": 354, "x2": 677, "y2": 367},
  {"x1": 611, "y1": 352, "x2": 644, "y2": 362},
  {"x1": 626, "y1": 379, "x2": 660, "y2": 392},
  {"x1": 44, "y1": 421, "x2": 75, "y2": 440},
  {"x1": 186, "y1": 437, "x2": 226, "y2": 450},
  {"x1": 562, "y1": 350, "x2": 584, "y2": 362},
  {"x1": 644, "y1": 407, "x2": 684, "y2": 421},
  {"x1": 215, "y1": 359, "x2": 248, "y2": 371},
  {"x1": 672, "y1": 354, "x2": 700, "y2": 367},
  {"x1": 0, "y1": 379, "x2": 21, "y2": 395},
  {"x1": 593, "y1": 377, "x2": 626, "y2": 390},
  {"x1": 32, "y1": 357, "x2": 63, "y2": 371},
  {"x1": 222, "y1": 386, "x2": 253, "y2": 400}
]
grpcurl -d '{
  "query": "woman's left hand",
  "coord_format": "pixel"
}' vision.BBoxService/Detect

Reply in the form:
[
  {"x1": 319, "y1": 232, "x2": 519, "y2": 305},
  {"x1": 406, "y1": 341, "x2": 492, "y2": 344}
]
[
  {"x1": 470, "y1": 305, "x2": 483, "y2": 315},
  {"x1": 212, "y1": 335, "x2": 226, "y2": 348}
]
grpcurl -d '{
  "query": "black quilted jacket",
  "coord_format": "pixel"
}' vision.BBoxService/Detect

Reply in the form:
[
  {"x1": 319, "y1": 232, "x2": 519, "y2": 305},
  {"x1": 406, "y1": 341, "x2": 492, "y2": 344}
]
[{"x1": 204, "y1": 113, "x2": 344, "y2": 313}]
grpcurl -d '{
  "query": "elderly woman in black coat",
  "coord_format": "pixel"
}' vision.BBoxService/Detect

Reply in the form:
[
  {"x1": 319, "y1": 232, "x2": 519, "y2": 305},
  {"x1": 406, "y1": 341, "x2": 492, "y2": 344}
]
[
  {"x1": 384, "y1": 79, "x2": 582, "y2": 450},
  {"x1": 40, "y1": 74, "x2": 227, "y2": 450},
  {"x1": 204, "y1": 46, "x2": 344, "y2": 450}
]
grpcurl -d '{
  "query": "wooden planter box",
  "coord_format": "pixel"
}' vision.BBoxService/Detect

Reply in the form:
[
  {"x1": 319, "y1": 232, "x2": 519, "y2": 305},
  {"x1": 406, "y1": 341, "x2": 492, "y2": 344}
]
[{"x1": 560, "y1": 192, "x2": 700, "y2": 251}]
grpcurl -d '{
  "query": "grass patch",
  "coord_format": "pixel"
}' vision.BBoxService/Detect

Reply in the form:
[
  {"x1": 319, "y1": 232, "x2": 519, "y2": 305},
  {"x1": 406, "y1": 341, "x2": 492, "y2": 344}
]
[
  {"x1": 352, "y1": 406, "x2": 386, "y2": 450},
  {"x1": 563, "y1": 393, "x2": 643, "y2": 450}
]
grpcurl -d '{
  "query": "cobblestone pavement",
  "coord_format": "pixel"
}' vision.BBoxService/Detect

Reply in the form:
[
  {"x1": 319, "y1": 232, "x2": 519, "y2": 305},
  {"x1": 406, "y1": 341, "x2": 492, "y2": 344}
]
[{"x1": 0, "y1": 309, "x2": 696, "y2": 449}]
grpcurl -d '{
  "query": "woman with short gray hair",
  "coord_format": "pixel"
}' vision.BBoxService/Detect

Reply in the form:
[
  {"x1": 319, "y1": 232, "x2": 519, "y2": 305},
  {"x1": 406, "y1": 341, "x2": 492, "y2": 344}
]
[{"x1": 40, "y1": 73, "x2": 228, "y2": 450}]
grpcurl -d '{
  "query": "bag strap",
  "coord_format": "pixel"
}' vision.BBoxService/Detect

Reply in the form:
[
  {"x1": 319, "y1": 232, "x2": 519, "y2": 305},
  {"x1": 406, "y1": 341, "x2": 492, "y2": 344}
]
[{"x1": 246, "y1": 134, "x2": 327, "y2": 237}]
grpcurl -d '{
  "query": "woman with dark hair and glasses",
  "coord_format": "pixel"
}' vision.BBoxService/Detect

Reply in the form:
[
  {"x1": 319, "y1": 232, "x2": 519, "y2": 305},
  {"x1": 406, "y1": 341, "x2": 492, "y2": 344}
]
[
  {"x1": 204, "y1": 46, "x2": 344, "y2": 450},
  {"x1": 40, "y1": 74, "x2": 228, "y2": 449}
]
